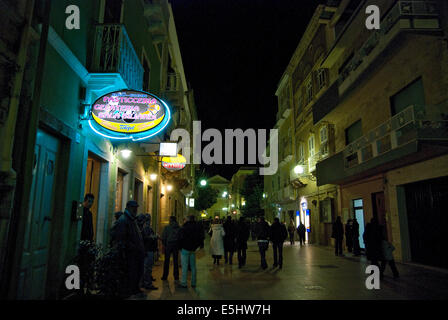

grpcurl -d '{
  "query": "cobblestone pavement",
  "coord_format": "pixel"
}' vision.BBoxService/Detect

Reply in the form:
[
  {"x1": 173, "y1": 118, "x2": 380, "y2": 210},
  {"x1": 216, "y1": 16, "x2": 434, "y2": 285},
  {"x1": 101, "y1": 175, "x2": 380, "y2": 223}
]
[{"x1": 135, "y1": 239, "x2": 448, "y2": 300}]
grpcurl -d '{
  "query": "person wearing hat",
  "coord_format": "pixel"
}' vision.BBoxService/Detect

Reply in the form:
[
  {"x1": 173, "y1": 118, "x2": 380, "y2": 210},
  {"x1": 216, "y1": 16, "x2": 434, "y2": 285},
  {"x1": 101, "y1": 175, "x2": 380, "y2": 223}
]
[{"x1": 112, "y1": 200, "x2": 145, "y2": 297}]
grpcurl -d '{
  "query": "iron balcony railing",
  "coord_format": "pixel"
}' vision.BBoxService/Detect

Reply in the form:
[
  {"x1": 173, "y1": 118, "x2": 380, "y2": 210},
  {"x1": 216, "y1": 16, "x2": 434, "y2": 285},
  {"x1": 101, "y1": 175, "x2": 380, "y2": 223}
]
[
  {"x1": 91, "y1": 24, "x2": 144, "y2": 90},
  {"x1": 339, "y1": 1, "x2": 439, "y2": 84},
  {"x1": 343, "y1": 104, "x2": 448, "y2": 169}
]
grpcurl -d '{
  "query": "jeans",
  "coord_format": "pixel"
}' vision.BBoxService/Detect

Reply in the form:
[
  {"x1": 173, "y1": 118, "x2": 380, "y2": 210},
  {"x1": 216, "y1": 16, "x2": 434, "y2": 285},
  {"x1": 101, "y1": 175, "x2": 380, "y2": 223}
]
[
  {"x1": 180, "y1": 249, "x2": 197, "y2": 286},
  {"x1": 258, "y1": 241, "x2": 268, "y2": 269},
  {"x1": 143, "y1": 251, "x2": 154, "y2": 288},
  {"x1": 272, "y1": 241, "x2": 283, "y2": 267},
  {"x1": 237, "y1": 247, "x2": 246, "y2": 267},
  {"x1": 224, "y1": 250, "x2": 234, "y2": 264},
  {"x1": 162, "y1": 245, "x2": 179, "y2": 280}
]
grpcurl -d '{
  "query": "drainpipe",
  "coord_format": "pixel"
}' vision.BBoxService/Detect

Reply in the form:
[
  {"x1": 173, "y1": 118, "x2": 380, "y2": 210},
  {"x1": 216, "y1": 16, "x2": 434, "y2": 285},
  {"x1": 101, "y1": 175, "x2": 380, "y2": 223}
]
[
  {"x1": 0, "y1": 0, "x2": 36, "y2": 299},
  {"x1": 2, "y1": 0, "x2": 52, "y2": 299}
]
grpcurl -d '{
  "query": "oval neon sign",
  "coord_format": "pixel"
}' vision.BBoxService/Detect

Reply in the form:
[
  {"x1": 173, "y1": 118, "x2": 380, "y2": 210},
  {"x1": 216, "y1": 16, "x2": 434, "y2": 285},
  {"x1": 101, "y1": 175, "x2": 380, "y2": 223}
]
[
  {"x1": 89, "y1": 90, "x2": 171, "y2": 141},
  {"x1": 162, "y1": 154, "x2": 187, "y2": 171}
]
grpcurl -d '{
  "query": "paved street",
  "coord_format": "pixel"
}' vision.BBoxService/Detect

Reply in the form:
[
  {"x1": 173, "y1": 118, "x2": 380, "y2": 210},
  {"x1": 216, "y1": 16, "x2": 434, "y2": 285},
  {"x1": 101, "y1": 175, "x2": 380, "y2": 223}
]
[{"x1": 138, "y1": 239, "x2": 448, "y2": 300}]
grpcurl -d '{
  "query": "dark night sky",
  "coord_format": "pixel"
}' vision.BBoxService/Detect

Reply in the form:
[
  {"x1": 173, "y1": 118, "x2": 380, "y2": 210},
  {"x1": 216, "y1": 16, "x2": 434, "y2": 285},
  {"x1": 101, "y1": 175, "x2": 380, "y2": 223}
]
[{"x1": 170, "y1": 0, "x2": 325, "y2": 180}]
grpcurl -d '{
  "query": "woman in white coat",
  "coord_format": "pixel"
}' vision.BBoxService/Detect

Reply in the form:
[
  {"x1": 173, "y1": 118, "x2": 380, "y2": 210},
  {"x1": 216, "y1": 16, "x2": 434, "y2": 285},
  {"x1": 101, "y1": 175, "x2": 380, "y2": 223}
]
[{"x1": 209, "y1": 219, "x2": 226, "y2": 265}]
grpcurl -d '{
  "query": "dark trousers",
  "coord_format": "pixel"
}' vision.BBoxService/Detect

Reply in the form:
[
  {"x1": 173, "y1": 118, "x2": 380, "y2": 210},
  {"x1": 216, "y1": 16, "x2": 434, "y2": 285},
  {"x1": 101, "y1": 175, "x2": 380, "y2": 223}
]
[
  {"x1": 224, "y1": 250, "x2": 234, "y2": 264},
  {"x1": 335, "y1": 237, "x2": 343, "y2": 255},
  {"x1": 289, "y1": 233, "x2": 294, "y2": 245},
  {"x1": 380, "y1": 259, "x2": 399, "y2": 278},
  {"x1": 346, "y1": 238, "x2": 353, "y2": 252},
  {"x1": 272, "y1": 241, "x2": 283, "y2": 267},
  {"x1": 353, "y1": 237, "x2": 361, "y2": 255},
  {"x1": 258, "y1": 242, "x2": 268, "y2": 269},
  {"x1": 237, "y1": 247, "x2": 247, "y2": 267},
  {"x1": 162, "y1": 245, "x2": 179, "y2": 280},
  {"x1": 298, "y1": 234, "x2": 305, "y2": 246}
]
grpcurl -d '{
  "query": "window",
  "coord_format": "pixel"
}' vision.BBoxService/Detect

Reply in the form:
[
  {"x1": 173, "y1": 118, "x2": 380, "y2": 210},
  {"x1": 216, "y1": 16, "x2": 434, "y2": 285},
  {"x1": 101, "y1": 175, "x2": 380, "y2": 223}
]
[
  {"x1": 298, "y1": 143, "x2": 304, "y2": 163},
  {"x1": 317, "y1": 68, "x2": 327, "y2": 91},
  {"x1": 296, "y1": 95, "x2": 303, "y2": 117},
  {"x1": 390, "y1": 77, "x2": 425, "y2": 116},
  {"x1": 320, "y1": 126, "x2": 328, "y2": 144},
  {"x1": 345, "y1": 119, "x2": 362, "y2": 145},
  {"x1": 305, "y1": 77, "x2": 313, "y2": 105},
  {"x1": 308, "y1": 135, "x2": 315, "y2": 157}
]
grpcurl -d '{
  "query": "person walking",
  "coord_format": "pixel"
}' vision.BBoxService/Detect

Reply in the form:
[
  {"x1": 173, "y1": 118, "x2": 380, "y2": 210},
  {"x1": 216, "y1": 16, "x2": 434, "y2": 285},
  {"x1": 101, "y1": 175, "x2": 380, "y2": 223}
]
[
  {"x1": 287, "y1": 221, "x2": 296, "y2": 245},
  {"x1": 352, "y1": 218, "x2": 361, "y2": 256},
  {"x1": 332, "y1": 216, "x2": 344, "y2": 256},
  {"x1": 297, "y1": 223, "x2": 306, "y2": 246},
  {"x1": 112, "y1": 200, "x2": 145, "y2": 297},
  {"x1": 256, "y1": 216, "x2": 270, "y2": 269},
  {"x1": 140, "y1": 213, "x2": 158, "y2": 290},
  {"x1": 270, "y1": 218, "x2": 288, "y2": 269},
  {"x1": 380, "y1": 237, "x2": 399, "y2": 279},
  {"x1": 161, "y1": 216, "x2": 181, "y2": 281},
  {"x1": 345, "y1": 219, "x2": 354, "y2": 253},
  {"x1": 80, "y1": 193, "x2": 95, "y2": 242},
  {"x1": 78, "y1": 193, "x2": 95, "y2": 294},
  {"x1": 209, "y1": 218, "x2": 225, "y2": 265},
  {"x1": 235, "y1": 216, "x2": 250, "y2": 268},
  {"x1": 223, "y1": 216, "x2": 237, "y2": 265},
  {"x1": 363, "y1": 216, "x2": 383, "y2": 267},
  {"x1": 178, "y1": 215, "x2": 205, "y2": 288}
]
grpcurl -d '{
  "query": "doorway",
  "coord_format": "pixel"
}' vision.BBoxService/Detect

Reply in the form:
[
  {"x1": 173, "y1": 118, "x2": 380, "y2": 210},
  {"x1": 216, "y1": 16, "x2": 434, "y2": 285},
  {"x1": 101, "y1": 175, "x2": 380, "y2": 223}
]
[
  {"x1": 352, "y1": 198, "x2": 365, "y2": 249},
  {"x1": 115, "y1": 169, "x2": 125, "y2": 213},
  {"x1": 372, "y1": 191, "x2": 387, "y2": 238},
  {"x1": 17, "y1": 129, "x2": 60, "y2": 299},
  {"x1": 134, "y1": 178, "x2": 143, "y2": 209}
]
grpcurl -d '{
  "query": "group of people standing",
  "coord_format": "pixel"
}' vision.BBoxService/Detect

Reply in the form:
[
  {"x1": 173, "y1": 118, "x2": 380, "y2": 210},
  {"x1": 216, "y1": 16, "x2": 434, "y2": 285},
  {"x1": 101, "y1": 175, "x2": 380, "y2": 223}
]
[{"x1": 332, "y1": 216, "x2": 399, "y2": 279}]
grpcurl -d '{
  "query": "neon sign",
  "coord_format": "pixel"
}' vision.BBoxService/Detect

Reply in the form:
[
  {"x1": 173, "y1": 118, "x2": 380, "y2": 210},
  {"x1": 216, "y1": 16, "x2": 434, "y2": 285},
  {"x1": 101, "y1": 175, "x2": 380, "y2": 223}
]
[
  {"x1": 162, "y1": 154, "x2": 187, "y2": 171},
  {"x1": 89, "y1": 90, "x2": 171, "y2": 141}
]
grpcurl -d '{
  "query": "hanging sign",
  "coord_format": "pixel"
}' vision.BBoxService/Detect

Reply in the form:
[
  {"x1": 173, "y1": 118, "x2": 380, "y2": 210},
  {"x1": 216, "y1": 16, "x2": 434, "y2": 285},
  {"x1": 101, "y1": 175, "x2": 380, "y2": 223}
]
[
  {"x1": 89, "y1": 90, "x2": 171, "y2": 141},
  {"x1": 162, "y1": 154, "x2": 187, "y2": 171}
]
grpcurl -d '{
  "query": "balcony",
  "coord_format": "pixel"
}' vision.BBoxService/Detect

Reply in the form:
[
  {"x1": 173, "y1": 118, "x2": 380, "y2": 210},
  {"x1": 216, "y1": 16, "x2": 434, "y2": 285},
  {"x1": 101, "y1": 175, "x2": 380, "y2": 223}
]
[
  {"x1": 279, "y1": 142, "x2": 293, "y2": 167},
  {"x1": 89, "y1": 24, "x2": 144, "y2": 92},
  {"x1": 316, "y1": 103, "x2": 448, "y2": 186},
  {"x1": 339, "y1": 1, "x2": 441, "y2": 96},
  {"x1": 319, "y1": 0, "x2": 342, "y2": 24}
]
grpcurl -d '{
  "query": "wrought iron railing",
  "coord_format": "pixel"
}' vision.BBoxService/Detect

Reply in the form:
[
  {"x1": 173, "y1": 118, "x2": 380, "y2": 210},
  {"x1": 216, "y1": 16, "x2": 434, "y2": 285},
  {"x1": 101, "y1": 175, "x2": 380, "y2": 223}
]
[
  {"x1": 91, "y1": 24, "x2": 144, "y2": 90},
  {"x1": 340, "y1": 1, "x2": 439, "y2": 83}
]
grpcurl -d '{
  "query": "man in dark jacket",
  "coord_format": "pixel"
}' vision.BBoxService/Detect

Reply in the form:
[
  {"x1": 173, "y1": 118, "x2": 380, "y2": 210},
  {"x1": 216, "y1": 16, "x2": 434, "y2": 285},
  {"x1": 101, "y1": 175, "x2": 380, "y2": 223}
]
[
  {"x1": 270, "y1": 218, "x2": 288, "y2": 269},
  {"x1": 256, "y1": 216, "x2": 270, "y2": 269},
  {"x1": 345, "y1": 219, "x2": 354, "y2": 253},
  {"x1": 80, "y1": 193, "x2": 95, "y2": 242},
  {"x1": 332, "y1": 216, "x2": 344, "y2": 256},
  {"x1": 297, "y1": 223, "x2": 306, "y2": 246},
  {"x1": 78, "y1": 193, "x2": 95, "y2": 294},
  {"x1": 178, "y1": 215, "x2": 205, "y2": 288},
  {"x1": 352, "y1": 218, "x2": 361, "y2": 256},
  {"x1": 363, "y1": 217, "x2": 383, "y2": 267},
  {"x1": 223, "y1": 216, "x2": 237, "y2": 264},
  {"x1": 161, "y1": 216, "x2": 181, "y2": 281},
  {"x1": 112, "y1": 200, "x2": 145, "y2": 297},
  {"x1": 236, "y1": 216, "x2": 250, "y2": 268}
]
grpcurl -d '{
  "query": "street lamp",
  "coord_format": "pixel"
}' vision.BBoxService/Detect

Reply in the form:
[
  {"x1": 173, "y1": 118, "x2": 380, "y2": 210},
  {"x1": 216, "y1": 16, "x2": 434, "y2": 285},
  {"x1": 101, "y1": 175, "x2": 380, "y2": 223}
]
[
  {"x1": 120, "y1": 148, "x2": 132, "y2": 159},
  {"x1": 294, "y1": 165, "x2": 304, "y2": 174},
  {"x1": 167, "y1": 184, "x2": 173, "y2": 192},
  {"x1": 200, "y1": 179, "x2": 207, "y2": 186},
  {"x1": 150, "y1": 173, "x2": 157, "y2": 181}
]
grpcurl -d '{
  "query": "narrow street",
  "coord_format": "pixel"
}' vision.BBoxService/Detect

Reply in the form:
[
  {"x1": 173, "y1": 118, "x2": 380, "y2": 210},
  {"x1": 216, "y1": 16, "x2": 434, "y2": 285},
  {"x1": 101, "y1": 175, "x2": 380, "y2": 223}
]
[{"x1": 141, "y1": 240, "x2": 448, "y2": 300}]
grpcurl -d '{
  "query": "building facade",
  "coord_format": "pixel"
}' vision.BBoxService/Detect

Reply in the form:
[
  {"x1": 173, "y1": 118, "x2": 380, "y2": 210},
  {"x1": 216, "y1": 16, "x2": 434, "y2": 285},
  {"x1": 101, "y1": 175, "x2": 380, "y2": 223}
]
[
  {"x1": 0, "y1": 0, "x2": 197, "y2": 299},
  {"x1": 229, "y1": 167, "x2": 257, "y2": 217}
]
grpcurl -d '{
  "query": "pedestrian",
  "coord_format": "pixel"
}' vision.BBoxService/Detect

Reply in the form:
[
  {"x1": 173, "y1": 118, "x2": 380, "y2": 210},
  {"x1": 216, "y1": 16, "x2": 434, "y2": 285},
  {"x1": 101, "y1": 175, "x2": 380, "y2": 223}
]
[
  {"x1": 80, "y1": 193, "x2": 95, "y2": 242},
  {"x1": 345, "y1": 219, "x2": 354, "y2": 253},
  {"x1": 363, "y1": 216, "x2": 383, "y2": 267},
  {"x1": 380, "y1": 238, "x2": 399, "y2": 279},
  {"x1": 352, "y1": 218, "x2": 361, "y2": 256},
  {"x1": 223, "y1": 216, "x2": 237, "y2": 265},
  {"x1": 235, "y1": 216, "x2": 250, "y2": 268},
  {"x1": 256, "y1": 216, "x2": 270, "y2": 269},
  {"x1": 270, "y1": 218, "x2": 288, "y2": 269},
  {"x1": 287, "y1": 220, "x2": 296, "y2": 245},
  {"x1": 209, "y1": 218, "x2": 225, "y2": 265},
  {"x1": 297, "y1": 223, "x2": 306, "y2": 246},
  {"x1": 114, "y1": 211, "x2": 123, "y2": 222},
  {"x1": 161, "y1": 216, "x2": 181, "y2": 281},
  {"x1": 78, "y1": 193, "x2": 95, "y2": 294},
  {"x1": 332, "y1": 216, "x2": 344, "y2": 256},
  {"x1": 178, "y1": 215, "x2": 205, "y2": 288},
  {"x1": 140, "y1": 213, "x2": 158, "y2": 290},
  {"x1": 112, "y1": 200, "x2": 145, "y2": 297}
]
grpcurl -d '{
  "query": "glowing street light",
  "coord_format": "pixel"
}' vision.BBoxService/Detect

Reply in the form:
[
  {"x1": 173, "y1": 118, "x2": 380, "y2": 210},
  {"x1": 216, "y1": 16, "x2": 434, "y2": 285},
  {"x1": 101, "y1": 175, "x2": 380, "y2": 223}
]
[
  {"x1": 120, "y1": 149, "x2": 132, "y2": 159},
  {"x1": 150, "y1": 173, "x2": 157, "y2": 181},
  {"x1": 200, "y1": 179, "x2": 207, "y2": 186},
  {"x1": 294, "y1": 165, "x2": 304, "y2": 174},
  {"x1": 167, "y1": 184, "x2": 173, "y2": 191}
]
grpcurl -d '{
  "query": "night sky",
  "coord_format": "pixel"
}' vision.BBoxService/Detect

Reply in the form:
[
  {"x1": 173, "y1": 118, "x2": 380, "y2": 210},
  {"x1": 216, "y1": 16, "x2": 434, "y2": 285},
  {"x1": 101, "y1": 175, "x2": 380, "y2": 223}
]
[{"x1": 170, "y1": 0, "x2": 325, "y2": 180}]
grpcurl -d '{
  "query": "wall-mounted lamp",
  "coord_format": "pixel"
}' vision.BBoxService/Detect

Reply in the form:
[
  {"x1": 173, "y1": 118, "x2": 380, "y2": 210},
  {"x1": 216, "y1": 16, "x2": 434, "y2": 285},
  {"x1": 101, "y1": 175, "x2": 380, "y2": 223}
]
[
  {"x1": 120, "y1": 149, "x2": 132, "y2": 159},
  {"x1": 167, "y1": 184, "x2": 173, "y2": 191},
  {"x1": 150, "y1": 173, "x2": 157, "y2": 181}
]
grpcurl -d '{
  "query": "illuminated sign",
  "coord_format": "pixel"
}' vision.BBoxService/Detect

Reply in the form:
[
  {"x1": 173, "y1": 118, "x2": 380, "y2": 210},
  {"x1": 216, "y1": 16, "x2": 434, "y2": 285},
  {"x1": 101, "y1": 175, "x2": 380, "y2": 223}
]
[
  {"x1": 89, "y1": 90, "x2": 171, "y2": 141},
  {"x1": 159, "y1": 142, "x2": 178, "y2": 157},
  {"x1": 161, "y1": 154, "x2": 187, "y2": 171}
]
